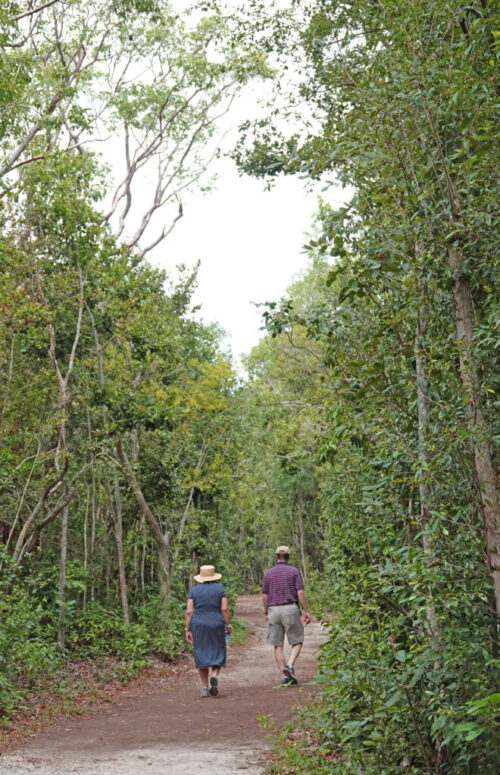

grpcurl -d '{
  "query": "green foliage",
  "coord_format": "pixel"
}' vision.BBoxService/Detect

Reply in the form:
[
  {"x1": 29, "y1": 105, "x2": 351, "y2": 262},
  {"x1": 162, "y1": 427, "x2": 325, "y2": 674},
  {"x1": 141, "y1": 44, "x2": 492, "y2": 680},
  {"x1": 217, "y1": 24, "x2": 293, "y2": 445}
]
[
  {"x1": 248, "y1": 241, "x2": 498, "y2": 771},
  {"x1": 0, "y1": 550, "x2": 61, "y2": 716},
  {"x1": 228, "y1": 618, "x2": 249, "y2": 648},
  {"x1": 1, "y1": 7, "x2": 499, "y2": 775},
  {"x1": 230, "y1": 3, "x2": 500, "y2": 772},
  {"x1": 0, "y1": 0, "x2": 270, "y2": 722}
]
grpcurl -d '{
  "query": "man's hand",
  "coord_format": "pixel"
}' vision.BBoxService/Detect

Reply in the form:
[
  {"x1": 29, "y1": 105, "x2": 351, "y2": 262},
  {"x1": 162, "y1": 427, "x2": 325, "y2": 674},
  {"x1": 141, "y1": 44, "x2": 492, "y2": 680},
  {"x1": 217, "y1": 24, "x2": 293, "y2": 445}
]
[
  {"x1": 262, "y1": 592, "x2": 269, "y2": 621},
  {"x1": 302, "y1": 611, "x2": 312, "y2": 625}
]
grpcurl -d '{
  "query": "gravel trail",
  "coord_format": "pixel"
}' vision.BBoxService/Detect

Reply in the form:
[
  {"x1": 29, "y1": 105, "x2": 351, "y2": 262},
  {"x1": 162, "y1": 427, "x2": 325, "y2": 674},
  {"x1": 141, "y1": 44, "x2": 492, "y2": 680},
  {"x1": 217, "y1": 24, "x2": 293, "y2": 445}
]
[{"x1": 0, "y1": 595, "x2": 324, "y2": 775}]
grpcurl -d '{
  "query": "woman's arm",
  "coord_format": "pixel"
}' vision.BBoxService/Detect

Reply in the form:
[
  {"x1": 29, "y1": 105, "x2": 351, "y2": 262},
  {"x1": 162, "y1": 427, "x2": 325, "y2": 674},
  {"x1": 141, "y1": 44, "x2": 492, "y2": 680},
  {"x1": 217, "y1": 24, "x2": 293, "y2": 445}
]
[
  {"x1": 185, "y1": 597, "x2": 194, "y2": 644},
  {"x1": 221, "y1": 596, "x2": 231, "y2": 632}
]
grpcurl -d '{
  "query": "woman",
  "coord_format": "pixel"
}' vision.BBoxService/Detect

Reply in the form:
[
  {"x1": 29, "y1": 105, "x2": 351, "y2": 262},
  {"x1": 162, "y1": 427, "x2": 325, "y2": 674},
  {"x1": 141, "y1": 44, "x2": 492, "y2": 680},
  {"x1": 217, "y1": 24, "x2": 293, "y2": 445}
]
[{"x1": 185, "y1": 564, "x2": 231, "y2": 697}]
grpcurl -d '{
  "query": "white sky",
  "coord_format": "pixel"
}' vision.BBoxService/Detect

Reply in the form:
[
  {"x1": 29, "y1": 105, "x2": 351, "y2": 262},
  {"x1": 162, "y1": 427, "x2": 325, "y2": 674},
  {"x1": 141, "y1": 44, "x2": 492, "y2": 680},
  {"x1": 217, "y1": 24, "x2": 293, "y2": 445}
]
[
  {"x1": 149, "y1": 155, "x2": 349, "y2": 366},
  {"x1": 139, "y1": 3, "x2": 351, "y2": 368}
]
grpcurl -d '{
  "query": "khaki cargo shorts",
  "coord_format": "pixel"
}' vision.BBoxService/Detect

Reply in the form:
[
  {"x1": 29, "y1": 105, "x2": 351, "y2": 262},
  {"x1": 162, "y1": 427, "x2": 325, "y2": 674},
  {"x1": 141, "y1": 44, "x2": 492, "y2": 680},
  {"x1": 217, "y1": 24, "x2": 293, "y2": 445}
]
[{"x1": 266, "y1": 603, "x2": 304, "y2": 647}]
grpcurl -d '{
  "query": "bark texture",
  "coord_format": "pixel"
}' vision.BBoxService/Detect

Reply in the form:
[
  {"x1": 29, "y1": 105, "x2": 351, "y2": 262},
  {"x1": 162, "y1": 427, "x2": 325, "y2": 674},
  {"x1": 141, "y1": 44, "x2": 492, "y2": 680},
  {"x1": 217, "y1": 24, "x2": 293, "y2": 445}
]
[
  {"x1": 448, "y1": 247, "x2": 500, "y2": 618},
  {"x1": 415, "y1": 287, "x2": 440, "y2": 641}
]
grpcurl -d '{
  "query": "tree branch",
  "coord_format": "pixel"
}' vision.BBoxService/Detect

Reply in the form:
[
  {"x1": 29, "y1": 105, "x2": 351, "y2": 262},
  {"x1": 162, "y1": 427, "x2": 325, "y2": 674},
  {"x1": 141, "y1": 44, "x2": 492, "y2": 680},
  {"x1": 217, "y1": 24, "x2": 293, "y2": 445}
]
[
  {"x1": 116, "y1": 437, "x2": 165, "y2": 547},
  {"x1": 14, "y1": 0, "x2": 61, "y2": 21},
  {"x1": 17, "y1": 490, "x2": 75, "y2": 563},
  {"x1": 12, "y1": 455, "x2": 70, "y2": 561}
]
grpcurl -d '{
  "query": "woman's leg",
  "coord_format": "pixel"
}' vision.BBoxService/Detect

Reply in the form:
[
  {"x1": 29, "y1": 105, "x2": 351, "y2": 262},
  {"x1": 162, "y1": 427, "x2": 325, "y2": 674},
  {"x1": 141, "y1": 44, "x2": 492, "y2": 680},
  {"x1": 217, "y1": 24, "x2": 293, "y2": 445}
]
[
  {"x1": 198, "y1": 667, "x2": 209, "y2": 687},
  {"x1": 209, "y1": 666, "x2": 219, "y2": 695}
]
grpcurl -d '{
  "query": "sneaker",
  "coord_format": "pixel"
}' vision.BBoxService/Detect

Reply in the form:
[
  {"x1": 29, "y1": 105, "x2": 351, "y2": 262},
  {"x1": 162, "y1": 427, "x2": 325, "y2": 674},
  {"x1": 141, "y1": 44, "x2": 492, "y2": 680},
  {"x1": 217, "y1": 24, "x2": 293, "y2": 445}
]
[
  {"x1": 201, "y1": 686, "x2": 210, "y2": 697},
  {"x1": 209, "y1": 675, "x2": 219, "y2": 696},
  {"x1": 280, "y1": 675, "x2": 292, "y2": 686},
  {"x1": 283, "y1": 664, "x2": 298, "y2": 685}
]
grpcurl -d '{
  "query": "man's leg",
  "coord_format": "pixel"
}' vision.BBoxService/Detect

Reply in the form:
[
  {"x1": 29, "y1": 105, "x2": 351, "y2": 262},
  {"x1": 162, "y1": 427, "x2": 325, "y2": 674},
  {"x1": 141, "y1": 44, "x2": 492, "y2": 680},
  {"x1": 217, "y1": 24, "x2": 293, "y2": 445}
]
[
  {"x1": 287, "y1": 641, "x2": 302, "y2": 668},
  {"x1": 267, "y1": 607, "x2": 285, "y2": 679},
  {"x1": 282, "y1": 643, "x2": 301, "y2": 685},
  {"x1": 282, "y1": 606, "x2": 305, "y2": 684},
  {"x1": 274, "y1": 644, "x2": 286, "y2": 673}
]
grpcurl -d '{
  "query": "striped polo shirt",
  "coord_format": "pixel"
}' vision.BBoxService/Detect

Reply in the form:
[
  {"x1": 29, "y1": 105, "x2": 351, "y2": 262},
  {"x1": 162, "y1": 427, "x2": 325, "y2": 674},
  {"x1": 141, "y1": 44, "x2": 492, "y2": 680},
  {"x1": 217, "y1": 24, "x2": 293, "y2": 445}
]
[{"x1": 262, "y1": 561, "x2": 304, "y2": 606}]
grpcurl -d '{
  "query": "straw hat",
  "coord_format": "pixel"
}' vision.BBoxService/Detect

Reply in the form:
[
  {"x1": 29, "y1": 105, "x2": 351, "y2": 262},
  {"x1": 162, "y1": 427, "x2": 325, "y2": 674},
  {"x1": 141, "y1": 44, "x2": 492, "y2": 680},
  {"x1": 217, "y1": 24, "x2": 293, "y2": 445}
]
[
  {"x1": 276, "y1": 545, "x2": 290, "y2": 555},
  {"x1": 194, "y1": 564, "x2": 222, "y2": 583}
]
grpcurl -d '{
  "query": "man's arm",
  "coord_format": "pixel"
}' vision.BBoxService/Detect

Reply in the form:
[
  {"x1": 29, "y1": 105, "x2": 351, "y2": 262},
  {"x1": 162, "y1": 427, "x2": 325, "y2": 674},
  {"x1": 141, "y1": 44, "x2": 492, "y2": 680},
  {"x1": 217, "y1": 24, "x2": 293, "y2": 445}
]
[
  {"x1": 262, "y1": 571, "x2": 269, "y2": 621},
  {"x1": 298, "y1": 589, "x2": 311, "y2": 624}
]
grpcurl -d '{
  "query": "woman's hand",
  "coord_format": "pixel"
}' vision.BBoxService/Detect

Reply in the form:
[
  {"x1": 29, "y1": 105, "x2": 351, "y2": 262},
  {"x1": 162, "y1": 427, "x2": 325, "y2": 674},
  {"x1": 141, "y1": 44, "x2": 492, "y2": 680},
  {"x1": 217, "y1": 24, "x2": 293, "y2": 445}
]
[{"x1": 185, "y1": 598, "x2": 194, "y2": 644}]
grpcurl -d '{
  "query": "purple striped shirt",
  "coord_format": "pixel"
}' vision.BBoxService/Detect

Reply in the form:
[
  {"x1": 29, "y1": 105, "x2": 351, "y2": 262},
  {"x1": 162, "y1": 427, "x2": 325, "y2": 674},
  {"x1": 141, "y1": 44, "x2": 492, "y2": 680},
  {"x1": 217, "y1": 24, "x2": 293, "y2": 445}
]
[{"x1": 262, "y1": 562, "x2": 304, "y2": 606}]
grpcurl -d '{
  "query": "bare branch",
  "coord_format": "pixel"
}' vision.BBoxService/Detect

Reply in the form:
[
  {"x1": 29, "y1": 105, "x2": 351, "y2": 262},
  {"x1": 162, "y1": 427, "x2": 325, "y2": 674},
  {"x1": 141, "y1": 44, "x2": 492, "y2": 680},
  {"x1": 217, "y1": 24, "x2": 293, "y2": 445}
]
[
  {"x1": 116, "y1": 437, "x2": 164, "y2": 545},
  {"x1": 124, "y1": 82, "x2": 235, "y2": 249},
  {"x1": 14, "y1": 0, "x2": 61, "y2": 22},
  {"x1": 12, "y1": 455, "x2": 70, "y2": 561},
  {"x1": 137, "y1": 199, "x2": 184, "y2": 260},
  {"x1": 172, "y1": 439, "x2": 209, "y2": 567},
  {"x1": 63, "y1": 264, "x2": 86, "y2": 389},
  {"x1": 5, "y1": 441, "x2": 42, "y2": 551},
  {"x1": 0, "y1": 119, "x2": 47, "y2": 179},
  {"x1": 17, "y1": 490, "x2": 75, "y2": 563}
]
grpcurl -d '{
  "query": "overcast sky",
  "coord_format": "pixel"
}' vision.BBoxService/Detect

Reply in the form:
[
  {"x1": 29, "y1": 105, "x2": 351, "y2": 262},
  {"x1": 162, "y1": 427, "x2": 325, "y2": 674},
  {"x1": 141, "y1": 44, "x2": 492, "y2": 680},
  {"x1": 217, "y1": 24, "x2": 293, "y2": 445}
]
[{"x1": 149, "y1": 153, "x2": 349, "y2": 367}]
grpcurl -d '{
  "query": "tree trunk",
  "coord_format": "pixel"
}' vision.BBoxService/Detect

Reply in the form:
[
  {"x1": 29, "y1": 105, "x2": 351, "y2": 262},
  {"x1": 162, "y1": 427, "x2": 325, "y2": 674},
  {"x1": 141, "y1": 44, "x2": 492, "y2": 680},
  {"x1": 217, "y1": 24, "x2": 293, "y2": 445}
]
[
  {"x1": 57, "y1": 490, "x2": 69, "y2": 649},
  {"x1": 448, "y1": 247, "x2": 500, "y2": 618},
  {"x1": 57, "y1": 395, "x2": 69, "y2": 650},
  {"x1": 116, "y1": 437, "x2": 171, "y2": 604},
  {"x1": 297, "y1": 496, "x2": 308, "y2": 585},
  {"x1": 0, "y1": 330, "x2": 15, "y2": 435},
  {"x1": 415, "y1": 279, "x2": 440, "y2": 641},
  {"x1": 91, "y1": 501, "x2": 97, "y2": 603},
  {"x1": 140, "y1": 515, "x2": 146, "y2": 600},
  {"x1": 418, "y1": 77, "x2": 500, "y2": 617},
  {"x1": 34, "y1": 260, "x2": 84, "y2": 649},
  {"x1": 83, "y1": 485, "x2": 89, "y2": 612},
  {"x1": 113, "y1": 476, "x2": 130, "y2": 625}
]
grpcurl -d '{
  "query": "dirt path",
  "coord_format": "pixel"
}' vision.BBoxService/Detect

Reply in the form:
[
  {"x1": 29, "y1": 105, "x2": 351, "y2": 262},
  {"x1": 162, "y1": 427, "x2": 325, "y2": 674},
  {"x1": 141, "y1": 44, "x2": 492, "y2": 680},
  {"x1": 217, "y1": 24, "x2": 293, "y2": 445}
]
[{"x1": 0, "y1": 596, "x2": 324, "y2": 775}]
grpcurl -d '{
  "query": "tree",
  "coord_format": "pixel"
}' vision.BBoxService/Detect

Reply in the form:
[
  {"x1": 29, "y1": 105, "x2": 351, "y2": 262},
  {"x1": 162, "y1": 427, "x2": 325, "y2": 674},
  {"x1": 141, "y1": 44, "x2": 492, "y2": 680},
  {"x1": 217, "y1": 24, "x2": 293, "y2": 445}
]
[
  {"x1": 2, "y1": 0, "x2": 270, "y2": 253},
  {"x1": 0, "y1": 0, "x2": 269, "y2": 656},
  {"x1": 232, "y1": 1, "x2": 500, "y2": 770},
  {"x1": 235, "y1": 0, "x2": 500, "y2": 615}
]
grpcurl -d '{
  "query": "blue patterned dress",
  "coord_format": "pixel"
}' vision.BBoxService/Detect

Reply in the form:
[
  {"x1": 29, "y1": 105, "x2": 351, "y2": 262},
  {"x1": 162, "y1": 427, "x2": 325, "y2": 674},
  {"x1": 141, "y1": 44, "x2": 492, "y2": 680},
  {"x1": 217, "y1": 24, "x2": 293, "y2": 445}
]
[{"x1": 189, "y1": 582, "x2": 227, "y2": 669}]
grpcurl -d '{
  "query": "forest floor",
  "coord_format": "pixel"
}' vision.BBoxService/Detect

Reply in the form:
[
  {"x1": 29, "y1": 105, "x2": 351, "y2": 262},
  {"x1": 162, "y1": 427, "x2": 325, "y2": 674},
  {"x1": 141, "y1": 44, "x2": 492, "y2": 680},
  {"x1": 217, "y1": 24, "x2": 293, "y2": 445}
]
[{"x1": 0, "y1": 595, "x2": 325, "y2": 775}]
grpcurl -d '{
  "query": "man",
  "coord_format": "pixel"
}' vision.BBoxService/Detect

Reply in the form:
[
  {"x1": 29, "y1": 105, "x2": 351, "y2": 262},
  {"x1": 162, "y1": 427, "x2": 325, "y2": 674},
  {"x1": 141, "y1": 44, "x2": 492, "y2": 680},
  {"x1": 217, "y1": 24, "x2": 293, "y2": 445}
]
[{"x1": 262, "y1": 544, "x2": 312, "y2": 686}]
